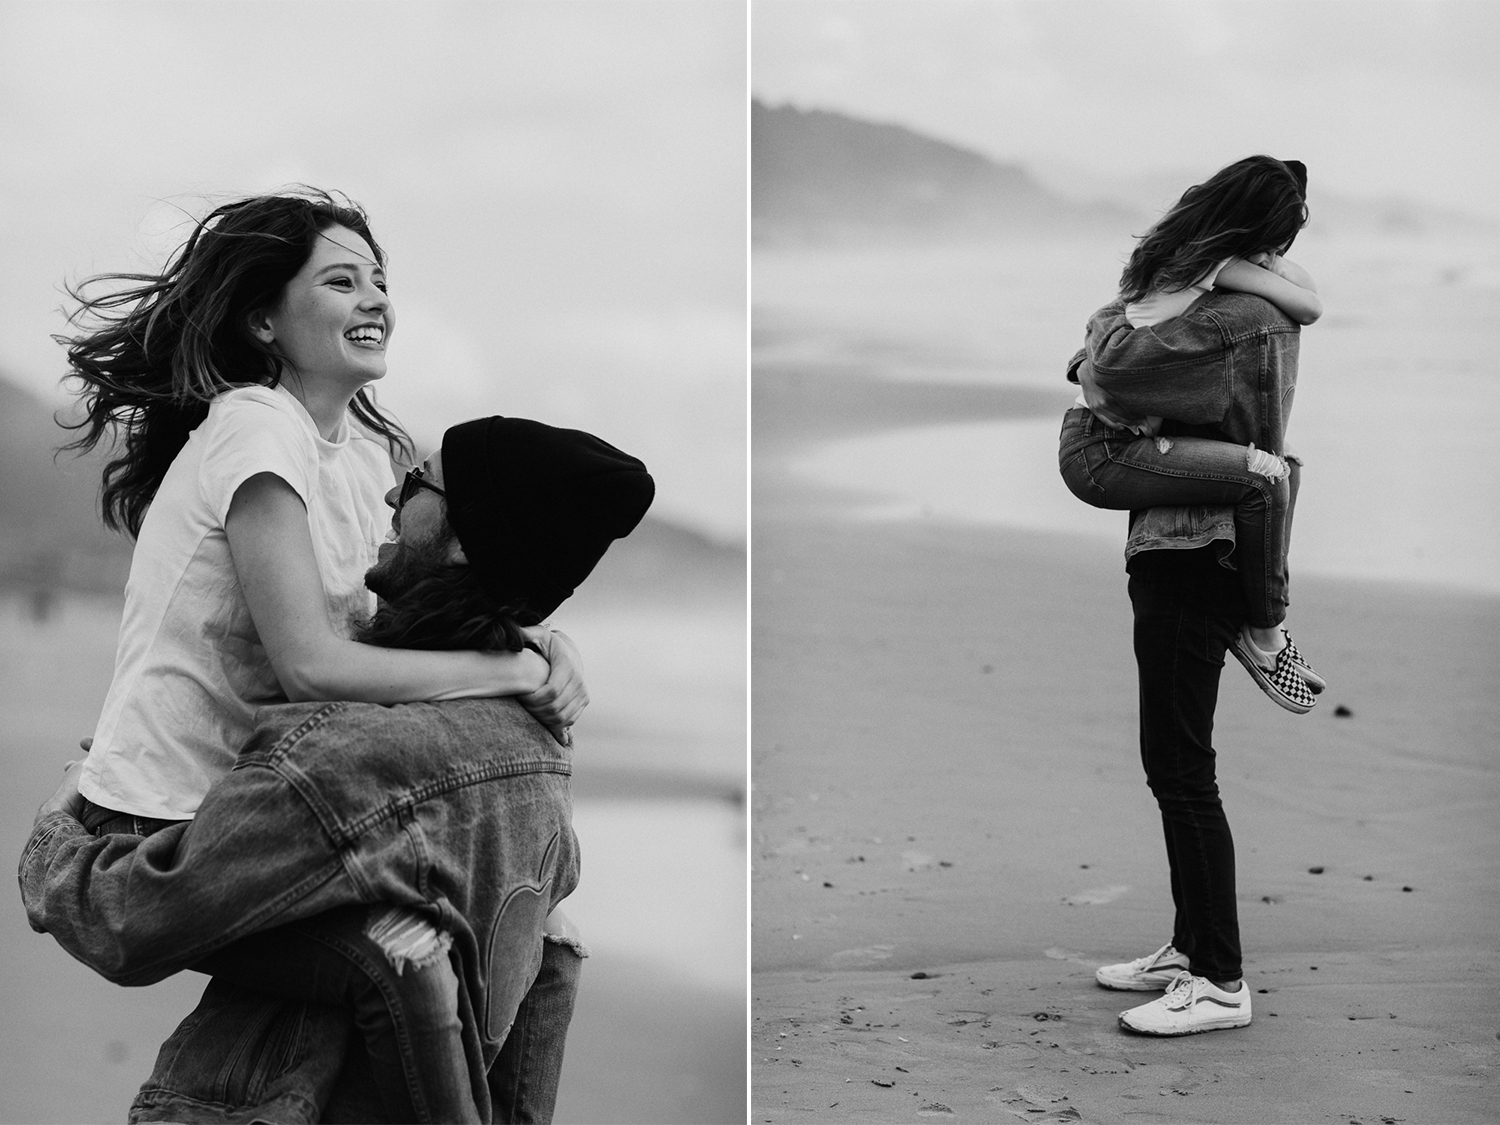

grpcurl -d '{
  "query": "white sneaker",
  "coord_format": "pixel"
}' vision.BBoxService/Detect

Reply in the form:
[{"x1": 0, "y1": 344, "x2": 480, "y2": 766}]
[
  {"x1": 1117, "y1": 971, "x2": 1252, "y2": 1036},
  {"x1": 1094, "y1": 942, "x2": 1191, "y2": 991}
]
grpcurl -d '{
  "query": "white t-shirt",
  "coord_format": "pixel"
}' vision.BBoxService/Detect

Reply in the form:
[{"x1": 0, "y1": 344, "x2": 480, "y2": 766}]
[
  {"x1": 79, "y1": 384, "x2": 394, "y2": 819},
  {"x1": 1123, "y1": 259, "x2": 1230, "y2": 329}
]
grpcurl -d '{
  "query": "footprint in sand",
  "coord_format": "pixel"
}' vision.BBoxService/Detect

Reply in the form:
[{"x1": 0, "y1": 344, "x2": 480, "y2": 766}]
[
  {"x1": 993, "y1": 1085, "x2": 1088, "y2": 1123},
  {"x1": 828, "y1": 944, "x2": 894, "y2": 968},
  {"x1": 1061, "y1": 884, "x2": 1130, "y2": 906},
  {"x1": 1043, "y1": 947, "x2": 1095, "y2": 966}
]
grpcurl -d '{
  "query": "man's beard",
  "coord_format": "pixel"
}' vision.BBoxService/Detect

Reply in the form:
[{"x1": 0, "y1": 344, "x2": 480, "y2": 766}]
[{"x1": 364, "y1": 531, "x2": 451, "y2": 604}]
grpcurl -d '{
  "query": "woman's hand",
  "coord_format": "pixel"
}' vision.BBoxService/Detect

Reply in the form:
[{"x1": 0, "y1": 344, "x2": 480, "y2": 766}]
[
  {"x1": 37, "y1": 758, "x2": 86, "y2": 827},
  {"x1": 518, "y1": 627, "x2": 589, "y2": 743}
]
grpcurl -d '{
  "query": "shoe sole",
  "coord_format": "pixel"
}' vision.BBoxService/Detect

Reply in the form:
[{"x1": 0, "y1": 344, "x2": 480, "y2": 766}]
[
  {"x1": 1118, "y1": 1012, "x2": 1252, "y2": 1036},
  {"x1": 1283, "y1": 635, "x2": 1327, "y2": 694},
  {"x1": 1293, "y1": 661, "x2": 1327, "y2": 694},
  {"x1": 1229, "y1": 640, "x2": 1314, "y2": 715},
  {"x1": 1095, "y1": 970, "x2": 1182, "y2": 992}
]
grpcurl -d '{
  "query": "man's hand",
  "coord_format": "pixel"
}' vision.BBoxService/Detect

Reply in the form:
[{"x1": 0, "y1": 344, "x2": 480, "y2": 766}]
[
  {"x1": 37, "y1": 758, "x2": 86, "y2": 828},
  {"x1": 1076, "y1": 356, "x2": 1153, "y2": 433},
  {"x1": 517, "y1": 627, "x2": 589, "y2": 744}
]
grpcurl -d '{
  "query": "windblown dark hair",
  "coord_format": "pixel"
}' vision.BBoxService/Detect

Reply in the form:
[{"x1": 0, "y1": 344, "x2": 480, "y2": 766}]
[
  {"x1": 355, "y1": 563, "x2": 529, "y2": 654},
  {"x1": 1119, "y1": 156, "x2": 1309, "y2": 304},
  {"x1": 57, "y1": 188, "x2": 413, "y2": 537}
]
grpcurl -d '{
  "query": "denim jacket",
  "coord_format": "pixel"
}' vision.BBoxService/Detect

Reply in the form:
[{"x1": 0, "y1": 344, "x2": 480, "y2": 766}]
[
  {"x1": 20, "y1": 697, "x2": 578, "y2": 1122},
  {"x1": 1066, "y1": 291, "x2": 1300, "y2": 559}
]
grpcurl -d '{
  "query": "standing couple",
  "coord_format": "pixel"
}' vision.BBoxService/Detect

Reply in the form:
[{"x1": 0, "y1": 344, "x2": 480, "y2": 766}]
[
  {"x1": 20, "y1": 191, "x2": 653, "y2": 1121},
  {"x1": 1058, "y1": 155, "x2": 1329, "y2": 1035}
]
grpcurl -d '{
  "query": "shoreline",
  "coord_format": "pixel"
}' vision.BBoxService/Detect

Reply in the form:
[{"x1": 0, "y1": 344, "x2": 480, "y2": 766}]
[{"x1": 754, "y1": 361, "x2": 1500, "y2": 599}]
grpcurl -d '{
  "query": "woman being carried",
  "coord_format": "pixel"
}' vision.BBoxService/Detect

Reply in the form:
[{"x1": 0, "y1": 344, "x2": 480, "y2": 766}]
[
  {"x1": 56, "y1": 190, "x2": 583, "y2": 1121},
  {"x1": 1058, "y1": 154, "x2": 1326, "y2": 713}
]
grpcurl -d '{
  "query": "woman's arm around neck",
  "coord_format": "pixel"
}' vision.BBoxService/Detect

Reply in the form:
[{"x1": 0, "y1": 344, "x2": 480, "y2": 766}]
[
  {"x1": 226, "y1": 472, "x2": 548, "y2": 705},
  {"x1": 1214, "y1": 256, "x2": 1323, "y2": 325}
]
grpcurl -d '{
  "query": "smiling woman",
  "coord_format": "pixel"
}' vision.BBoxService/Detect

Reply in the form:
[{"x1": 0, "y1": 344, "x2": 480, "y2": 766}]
[
  {"x1": 42, "y1": 188, "x2": 595, "y2": 1120},
  {"x1": 61, "y1": 191, "x2": 406, "y2": 537},
  {"x1": 246, "y1": 224, "x2": 398, "y2": 437}
]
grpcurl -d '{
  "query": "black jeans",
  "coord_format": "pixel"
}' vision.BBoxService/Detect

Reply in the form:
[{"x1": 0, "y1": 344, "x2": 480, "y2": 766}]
[{"x1": 1128, "y1": 572, "x2": 1243, "y2": 983}]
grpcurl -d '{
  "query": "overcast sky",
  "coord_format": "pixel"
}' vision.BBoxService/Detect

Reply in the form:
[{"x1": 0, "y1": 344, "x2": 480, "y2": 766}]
[
  {"x1": 0, "y1": 0, "x2": 746, "y2": 541},
  {"x1": 753, "y1": 0, "x2": 1500, "y2": 220}
]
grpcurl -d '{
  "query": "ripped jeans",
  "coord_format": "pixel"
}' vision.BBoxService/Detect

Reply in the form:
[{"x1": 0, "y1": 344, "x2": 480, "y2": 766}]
[
  {"x1": 81, "y1": 802, "x2": 477, "y2": 1123},
  {"x1": 1059, "y1": 407, "x2": 1292, "y2": 628},
  {"x1": 30, "y1": 700, "x2": 581, "y2": 1123},
  {"x1": 195, "y1": 906, "x2": 478, "y2": 1123}
]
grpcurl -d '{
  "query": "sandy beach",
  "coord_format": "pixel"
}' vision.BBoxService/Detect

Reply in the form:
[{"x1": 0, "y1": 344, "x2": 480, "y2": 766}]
[{"x1": 751, "y1": 338, "x2": 1500, "y2": 1121}]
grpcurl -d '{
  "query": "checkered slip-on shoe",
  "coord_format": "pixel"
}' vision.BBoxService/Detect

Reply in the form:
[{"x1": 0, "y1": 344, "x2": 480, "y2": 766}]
[
  {"x1": 1118, "y1": 972, "x2": 1252, "y2": 1036},
  {"x1": 1231, "y1": 626, "x2": 1317, "y2": 714},
  {"x1": 1281, "y1": 632, "x2": 1327, "y2": 695},
  {"x1": 1095, "y1": 942, "x2": 1191, "y2": 991}
]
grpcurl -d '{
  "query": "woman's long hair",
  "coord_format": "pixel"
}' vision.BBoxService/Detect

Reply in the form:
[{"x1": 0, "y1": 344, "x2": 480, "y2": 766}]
[
  {"x1": 58, "y1": 188, "x2": 413, "y2": 537},
  {"x1": 1119, "y1": 156, "x2": 1309, "y2": 304},
  {"x1": 356, "y1": 563, "x2": 529, "y2": 654}
]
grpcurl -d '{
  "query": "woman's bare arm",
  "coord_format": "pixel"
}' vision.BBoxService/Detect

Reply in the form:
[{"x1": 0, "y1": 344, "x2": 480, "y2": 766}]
[
  {"x1": 226, "y1": 473, "x2": 559, "y2": 708},
  {"x1": 1215, "y1": 257, "x2": 1323, "y2": 325}
]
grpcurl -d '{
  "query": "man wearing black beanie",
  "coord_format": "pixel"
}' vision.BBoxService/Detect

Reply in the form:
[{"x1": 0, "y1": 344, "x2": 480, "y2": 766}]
[
  {"x1": 439, "y1": 415, "x2": 656, "y2": 625},
  {"x1": 22, "y1": 418, "x2": 654, "y2": 1123}
]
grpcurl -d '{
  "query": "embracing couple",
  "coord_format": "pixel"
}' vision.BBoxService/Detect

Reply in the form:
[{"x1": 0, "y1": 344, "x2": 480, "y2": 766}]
[
  {"x1": 20, "y1": 191, "x2": 652, "y2": 1122},
  {"x1": 1059, "y1": 155, "x2": 1329, "y2": 1036}
]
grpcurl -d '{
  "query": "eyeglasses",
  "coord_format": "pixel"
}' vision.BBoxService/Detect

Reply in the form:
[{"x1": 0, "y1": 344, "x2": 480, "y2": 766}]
[{"x1": 397, "y1": 466, "x2": 446, "y2": 511}]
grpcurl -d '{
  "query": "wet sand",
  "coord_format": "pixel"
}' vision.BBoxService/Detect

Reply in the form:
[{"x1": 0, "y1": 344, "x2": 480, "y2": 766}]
[{"x1": 751, "y1": 366, "x2": 1500, "y2": 1123}]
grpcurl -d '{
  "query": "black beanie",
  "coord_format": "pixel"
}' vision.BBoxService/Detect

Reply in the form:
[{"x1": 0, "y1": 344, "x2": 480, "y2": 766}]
[{"x1": 440, "y1": 417, "x2": 654, "y2": 623}]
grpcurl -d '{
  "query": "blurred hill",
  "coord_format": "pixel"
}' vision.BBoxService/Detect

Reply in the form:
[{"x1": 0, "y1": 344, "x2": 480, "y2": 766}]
[
  {"x1": 752, "y1": 99, "x2": 1136, "y2": 245},
  {"x1": 755, "y1": 100, "x2": 1500, "y2": 247},
  {"x1": 0, "y1": 376, "x2": 131, "y2": 601},
  {"x1": 0, "y1": 374, "x2": 742, "y2": 609},
  {"x1": 580, "y1": 510, "x2": 744, "y2": 608}
]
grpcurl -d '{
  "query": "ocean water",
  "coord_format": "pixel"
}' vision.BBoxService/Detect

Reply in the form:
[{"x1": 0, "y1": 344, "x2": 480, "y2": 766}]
[{"x1": 758, "y1": 230, "x2": 1500, "y2": 595}]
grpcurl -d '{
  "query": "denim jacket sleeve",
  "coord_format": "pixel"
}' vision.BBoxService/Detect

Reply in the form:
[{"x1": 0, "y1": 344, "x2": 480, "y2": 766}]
[
  {"x1": 18, "y1": 812, "x2": 195, "y2": 983},
  {"x1": 1069, "y1": 293, "x2": 1300, "y2": 561},
  {"x1": 18, "y1": 811, "x2": 297, "y2": 986},
  {"x1": 1083, "y1": 292, "x2": 1297, "y2": 430},
  {"x1": 1084, "y1": 299, "x2": 1230, "y2": 424},
  {"x1": 18, "y1": 698, "x2": 577, "y2": 993},
  {"x1": 17, "y1": 752, "x2": 348, "y2": 986}
]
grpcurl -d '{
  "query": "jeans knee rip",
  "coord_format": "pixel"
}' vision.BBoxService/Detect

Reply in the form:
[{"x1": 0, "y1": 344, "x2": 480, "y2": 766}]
[
  {"x1": 365, "y1": 906, "x2": 452, "y2": 974},
  {"x1": 542, "y1": 932, "x2": 590, "y2": 958},
  {"x1": 1245, "y1": 443, "x2": 1290, "y2": 482}
]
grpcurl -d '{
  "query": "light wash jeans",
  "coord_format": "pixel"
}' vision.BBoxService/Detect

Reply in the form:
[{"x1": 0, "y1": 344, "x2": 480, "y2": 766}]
[
  {"x1": 1061, "y1": 291, "x2": 1304, "y2": 624},
  {"x1": 24, "y1": 697, "x2": 581, "y2": 1122},
  {"x1": 1060, "y1": 407, "x2": 1292, "y2": 628},
  {"x1": 128, "y1": 933, "x2": 583, "y2": 1124},
  {"x1": 81, "y1": 796, "x2": 480, "y2": 1121}
]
